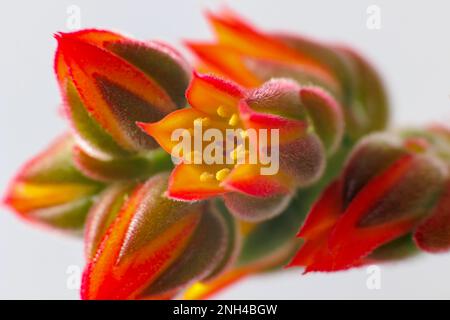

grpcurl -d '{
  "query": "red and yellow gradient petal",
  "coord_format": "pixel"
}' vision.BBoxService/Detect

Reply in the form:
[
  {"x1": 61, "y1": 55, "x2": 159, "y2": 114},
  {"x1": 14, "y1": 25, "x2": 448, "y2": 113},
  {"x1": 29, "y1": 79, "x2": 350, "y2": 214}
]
[
  {"x1": 186, "y1": 72, "x2": 245, "y2": 117},
  {"x1": 167, "y1": 163, "x2": 228, "y2": 201},
  {"x1": 138, "y1": 108, "x2": 203, "y2": 154},
  {"x1": 194, "y1": 10, "x2": 337, "y2": 89},
  {"x1": 185, "y1": 42, "x2": 263, "y2": 87},
  {"x1": 54, "y1": 30, "x2": 125, "y2": 83},
  {"x1": 288, "y1": 181, "x2": 343, "y2": 271}
]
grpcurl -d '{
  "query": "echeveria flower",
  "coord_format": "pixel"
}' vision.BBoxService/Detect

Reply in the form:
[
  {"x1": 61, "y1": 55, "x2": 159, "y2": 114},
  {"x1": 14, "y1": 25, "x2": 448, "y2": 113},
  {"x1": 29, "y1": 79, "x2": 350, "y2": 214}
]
[
  {"x1": 290, "y1": 128, "x2": 450, "y2": 273},
  {"x1": 139, "y1": 72, "x2": 343, "y2": 221}
]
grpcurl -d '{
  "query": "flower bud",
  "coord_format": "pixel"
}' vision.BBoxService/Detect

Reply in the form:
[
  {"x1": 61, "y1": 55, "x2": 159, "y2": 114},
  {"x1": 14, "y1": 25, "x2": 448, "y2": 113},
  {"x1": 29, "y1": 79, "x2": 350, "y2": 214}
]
[
  {"x1": 55, "y1": 30, "x2": 191, "y2": 159},
  {"x1": 81, "y1": 173, "x2": 237, "y2": 299},
  {"x1": 290, "y1": 130, "x2": 450, "y2": 272},
  {"x1": 3, "y1": 134, "x2": 103, "y2": 232}
]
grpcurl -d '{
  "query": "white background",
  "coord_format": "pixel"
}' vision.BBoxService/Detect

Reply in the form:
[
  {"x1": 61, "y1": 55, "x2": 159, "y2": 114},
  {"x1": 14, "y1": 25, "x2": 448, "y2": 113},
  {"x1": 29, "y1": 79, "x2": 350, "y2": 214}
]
[{"x1": 1, "y1": 0, "x2": 450, "y2": 299}]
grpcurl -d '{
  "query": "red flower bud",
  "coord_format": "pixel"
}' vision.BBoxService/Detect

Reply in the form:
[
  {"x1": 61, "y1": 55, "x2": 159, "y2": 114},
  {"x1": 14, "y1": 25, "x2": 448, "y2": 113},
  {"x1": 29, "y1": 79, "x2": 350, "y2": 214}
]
[
  {"x1": 55, "y1": 30, "x2": 191, "y2": 159},
  {"x1": 81, "y1": 173, "x2": 237, "y2": 299},
  {"x1": 3, "y1": 134, "x2": 103, "y2": 232},
  {"x1": 290, "y1": 131, "x2": 450, "y2": 272}
]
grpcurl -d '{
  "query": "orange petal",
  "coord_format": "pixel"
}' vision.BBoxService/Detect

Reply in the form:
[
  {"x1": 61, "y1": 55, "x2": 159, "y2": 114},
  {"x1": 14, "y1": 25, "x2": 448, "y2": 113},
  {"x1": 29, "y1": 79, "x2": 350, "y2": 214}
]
[
  {"x1": 186, "y1": 72, "x2": 245, "y2": 117},
  {"x1": 167, "y1": 163, "x2": 227, "y2": 201},
  {"x1": 326, "y1": 155, "x2": 423, "y2": 270},
  {"x1": 185, "y1": 42, "x2": 262, "y2": 87},
  {"x1": 138, "y1": 108, "x2": 228, "y2": 156},
  {"x1": 203, "y1": 10, "x2": 337, "y2": 88}
]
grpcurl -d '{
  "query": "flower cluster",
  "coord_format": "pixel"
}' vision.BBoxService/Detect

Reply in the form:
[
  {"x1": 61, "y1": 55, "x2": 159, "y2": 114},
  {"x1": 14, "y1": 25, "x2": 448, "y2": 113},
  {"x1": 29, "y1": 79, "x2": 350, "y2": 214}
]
[{"x1": 8, "y1": 10, "x2": 447, "y2": 300}]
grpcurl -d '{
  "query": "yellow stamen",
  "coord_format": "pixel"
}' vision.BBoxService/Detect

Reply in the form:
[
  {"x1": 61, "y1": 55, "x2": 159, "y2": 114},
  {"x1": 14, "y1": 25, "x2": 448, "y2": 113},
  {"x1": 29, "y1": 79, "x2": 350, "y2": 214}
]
[
  {"x1": 240, "y1": 130, "x2": 248, "y2": 139},
  {"x1": 228, "y1": 114, "x2": 239, "y2": 126},
  {"x1": 199, "y1": 172, "x2": 214, "y2": 182},
  {"x1": 217, "y1": 106, "x2": 228, "y2": 118},
  {"x1": 215, "y1": 168, "x2": 231, "y2": 181}
]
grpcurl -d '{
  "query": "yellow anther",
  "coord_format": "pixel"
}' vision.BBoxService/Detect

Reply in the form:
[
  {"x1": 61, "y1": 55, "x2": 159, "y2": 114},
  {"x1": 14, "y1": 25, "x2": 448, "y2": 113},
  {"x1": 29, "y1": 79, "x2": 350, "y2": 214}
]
[
  {"x1": 215, "y1": 168, "x2": 231, "y2": 181},
  {"x1": 199, "y1": 172, "x2": 214, "y2": 182},
  {"x1": 217, "y1": 106, "x2": 228, "y2": 118},
  {"x1": 228, "y1": 113, "x2": 239, "y2": 126}
]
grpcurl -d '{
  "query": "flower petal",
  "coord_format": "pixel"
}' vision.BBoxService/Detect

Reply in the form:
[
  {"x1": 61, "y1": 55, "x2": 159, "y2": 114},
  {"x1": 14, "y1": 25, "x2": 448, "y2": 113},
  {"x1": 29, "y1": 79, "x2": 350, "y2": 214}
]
[
  {"x1": 185, "y1": 42, "x2": 262, "y2": 87},
  {"x1": 84, "y1": 183, "x2": 134, "y2": 259},
  {"x1": 202, "y1": 10, "x2": 337, "y2": 88},
  {"x1": 167, "y1": 163, "x2": 227, "y2": 201},
  {"x1": 138, "y1": 107, "x2": 226, "y2": 155},
  {"x1": 328, "y1": 154, "x2": 445, "y2": 270},
  {"x1": 186, "y1": 72, "x2": 245, "y2": 116}
]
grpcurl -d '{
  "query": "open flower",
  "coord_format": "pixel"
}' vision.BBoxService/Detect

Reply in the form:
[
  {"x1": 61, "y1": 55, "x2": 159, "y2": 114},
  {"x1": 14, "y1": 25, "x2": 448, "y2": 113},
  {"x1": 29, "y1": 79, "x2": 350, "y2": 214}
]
[
  {"x1": 186, "y1": 10, "x2": 388, "y2": 140},
  {"x1": 139, "y1": 72, "x2": 343, "y2": 221},
  {"x1": 289, "y1": 128, "x2": 450, "y2": 273}
]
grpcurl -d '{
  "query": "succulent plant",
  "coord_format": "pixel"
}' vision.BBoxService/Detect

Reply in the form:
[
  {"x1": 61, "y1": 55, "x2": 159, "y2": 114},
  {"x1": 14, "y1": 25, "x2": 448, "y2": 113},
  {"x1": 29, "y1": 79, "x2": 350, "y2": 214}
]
[{"x1": 3, "y1": 10, "x2": 405, "y2": 300}]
